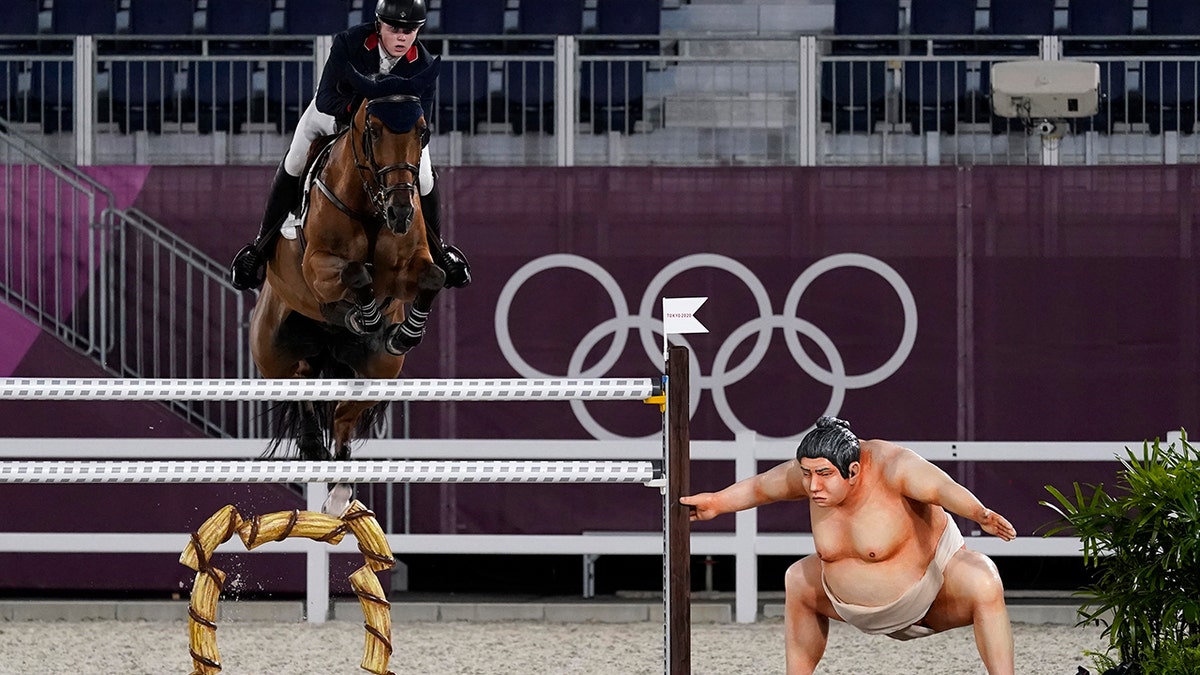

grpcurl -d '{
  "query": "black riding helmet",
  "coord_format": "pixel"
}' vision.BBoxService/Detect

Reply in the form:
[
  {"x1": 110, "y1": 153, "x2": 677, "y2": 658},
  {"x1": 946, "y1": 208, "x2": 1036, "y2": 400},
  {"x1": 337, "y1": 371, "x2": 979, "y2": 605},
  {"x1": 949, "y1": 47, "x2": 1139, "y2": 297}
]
[{"x1": 375, "y1": 0, "x2": 427, "y2": 30}]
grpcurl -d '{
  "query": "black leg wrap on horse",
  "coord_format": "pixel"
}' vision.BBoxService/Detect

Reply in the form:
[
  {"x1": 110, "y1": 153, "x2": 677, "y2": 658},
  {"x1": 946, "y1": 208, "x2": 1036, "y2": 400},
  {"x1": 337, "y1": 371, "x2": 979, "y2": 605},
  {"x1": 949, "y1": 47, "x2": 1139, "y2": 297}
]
[
  {"x1": 421, "y1": 179, "x2": 472, "y2": 289},
  {"x1": 384, "y1": 306, "x2": 430, "y2": 355},
  {"x1": 346, "y1": 298, "x2": 384, "y2": 335},
  {"x1": 230, "y1": 161, "x2": 302, "y2": 290}
]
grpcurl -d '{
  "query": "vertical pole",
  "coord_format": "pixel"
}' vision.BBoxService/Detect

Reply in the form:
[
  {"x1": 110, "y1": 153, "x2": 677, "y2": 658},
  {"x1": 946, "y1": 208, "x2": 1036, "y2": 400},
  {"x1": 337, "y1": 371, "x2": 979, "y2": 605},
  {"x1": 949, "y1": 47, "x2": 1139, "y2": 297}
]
[
  {"x1": 74, "y1": 36, "x2": 96, "y2": 166},
  {"x1": 305, "y1": 483, "x2": 330, "y2": 624},
  {"x1": 733, "y1": 431, "x2": 758, "y2": 623},
  {"x1": 666, "y1": 345, "x2": 691, "y2": 674}
]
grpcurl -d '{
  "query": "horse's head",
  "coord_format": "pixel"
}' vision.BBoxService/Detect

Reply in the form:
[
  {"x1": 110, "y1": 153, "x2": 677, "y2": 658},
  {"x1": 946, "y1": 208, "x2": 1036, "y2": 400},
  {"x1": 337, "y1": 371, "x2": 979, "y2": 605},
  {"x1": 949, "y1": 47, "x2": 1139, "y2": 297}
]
[
  {"x1": 347, "y1": 59, "x2": 439, "y2": 236},
  {"x1": 356, "y1": 96, "x2": 428, "y2": 235}
]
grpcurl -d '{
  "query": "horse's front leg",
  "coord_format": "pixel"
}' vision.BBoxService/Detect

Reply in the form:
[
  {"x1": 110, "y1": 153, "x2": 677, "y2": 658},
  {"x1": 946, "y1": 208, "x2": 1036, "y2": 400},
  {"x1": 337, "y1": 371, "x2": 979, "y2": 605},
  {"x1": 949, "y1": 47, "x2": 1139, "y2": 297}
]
[
  {"x1": 305, "y1": 250, "x2": 384, "y2": 334},
  {"x1": 384, "y1": 263, "x2": 445, "y2": 355}
]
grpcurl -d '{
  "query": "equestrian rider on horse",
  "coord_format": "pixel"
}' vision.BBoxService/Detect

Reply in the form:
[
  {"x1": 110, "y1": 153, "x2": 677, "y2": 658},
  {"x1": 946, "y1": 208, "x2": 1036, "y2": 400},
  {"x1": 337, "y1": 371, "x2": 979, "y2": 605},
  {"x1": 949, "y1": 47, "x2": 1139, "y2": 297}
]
[{"x1": 229, "y1": 0, "x2": 471, "y2": 292}]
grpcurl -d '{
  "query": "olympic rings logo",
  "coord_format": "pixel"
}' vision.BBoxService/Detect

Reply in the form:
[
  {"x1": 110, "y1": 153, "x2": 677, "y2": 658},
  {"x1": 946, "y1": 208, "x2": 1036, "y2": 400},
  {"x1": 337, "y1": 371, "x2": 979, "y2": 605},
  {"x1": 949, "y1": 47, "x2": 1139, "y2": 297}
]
[{"x1": 495, "y1": 253, "x2": 918, "y2": 441}]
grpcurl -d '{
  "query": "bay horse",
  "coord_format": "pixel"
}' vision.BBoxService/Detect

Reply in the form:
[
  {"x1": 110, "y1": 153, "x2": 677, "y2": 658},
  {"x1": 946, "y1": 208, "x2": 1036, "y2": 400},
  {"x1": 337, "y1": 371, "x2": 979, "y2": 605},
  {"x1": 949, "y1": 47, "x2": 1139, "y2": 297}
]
[{"x1": 250, "y1": 62, "x2": 445, "y2": 515}]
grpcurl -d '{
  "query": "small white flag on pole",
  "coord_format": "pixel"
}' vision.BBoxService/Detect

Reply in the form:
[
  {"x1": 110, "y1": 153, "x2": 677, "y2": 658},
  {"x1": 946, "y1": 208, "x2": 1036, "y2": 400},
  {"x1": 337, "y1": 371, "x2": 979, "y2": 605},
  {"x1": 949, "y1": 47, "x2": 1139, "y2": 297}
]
[{"x1": 662, "y1": 296, "x2": 708, "y2": 361}]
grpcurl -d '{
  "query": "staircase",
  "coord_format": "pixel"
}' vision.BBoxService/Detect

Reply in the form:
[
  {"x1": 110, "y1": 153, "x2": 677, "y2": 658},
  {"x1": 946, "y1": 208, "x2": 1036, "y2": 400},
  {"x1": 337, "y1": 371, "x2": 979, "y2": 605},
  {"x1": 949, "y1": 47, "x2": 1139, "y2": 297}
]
[{"x1": 0, "y1": 117, "x2": 255, "y2": 437}]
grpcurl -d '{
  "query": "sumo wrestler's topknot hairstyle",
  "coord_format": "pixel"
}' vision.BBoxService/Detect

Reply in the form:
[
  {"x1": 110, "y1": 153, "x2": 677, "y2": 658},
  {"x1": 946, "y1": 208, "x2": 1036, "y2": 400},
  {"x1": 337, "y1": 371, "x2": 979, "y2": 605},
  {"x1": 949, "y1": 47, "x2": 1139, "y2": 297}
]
[{"x1": 796, "y1": 416, "x2": 860, "y2": 479}]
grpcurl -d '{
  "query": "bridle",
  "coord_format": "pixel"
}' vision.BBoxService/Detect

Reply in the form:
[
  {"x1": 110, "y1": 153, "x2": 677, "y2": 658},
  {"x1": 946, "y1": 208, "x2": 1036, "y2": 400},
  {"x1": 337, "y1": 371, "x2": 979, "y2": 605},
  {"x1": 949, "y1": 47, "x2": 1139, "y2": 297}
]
[
  {"x1": 314, "y1": 94, "x2": 427, "y2": 227},
  {"x1": 354, "y1": 94, "x2": 426, "y2": 217}
]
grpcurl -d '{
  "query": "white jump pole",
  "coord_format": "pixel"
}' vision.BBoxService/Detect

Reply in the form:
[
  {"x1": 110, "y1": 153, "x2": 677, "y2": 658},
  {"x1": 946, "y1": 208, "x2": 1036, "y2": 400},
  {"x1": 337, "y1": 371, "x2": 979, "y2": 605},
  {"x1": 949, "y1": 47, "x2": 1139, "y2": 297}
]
[
  {"x1": 0, "y1": 377, "x2": 658, "y2": 401},
  {"x1": 0, "y1": 460, "x2": 659, "y2": 484}
]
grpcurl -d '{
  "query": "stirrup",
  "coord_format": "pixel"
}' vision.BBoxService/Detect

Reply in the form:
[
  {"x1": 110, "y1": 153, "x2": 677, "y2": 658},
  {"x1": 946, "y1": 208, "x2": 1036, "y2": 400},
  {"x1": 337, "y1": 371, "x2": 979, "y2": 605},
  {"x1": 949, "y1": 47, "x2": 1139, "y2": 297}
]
[
  {"x1": 438, "y1": 244, "x2": 472, "y2": 288},
  {"x1": 229, "y1": 244, "x2": 267, "y2": 290}
]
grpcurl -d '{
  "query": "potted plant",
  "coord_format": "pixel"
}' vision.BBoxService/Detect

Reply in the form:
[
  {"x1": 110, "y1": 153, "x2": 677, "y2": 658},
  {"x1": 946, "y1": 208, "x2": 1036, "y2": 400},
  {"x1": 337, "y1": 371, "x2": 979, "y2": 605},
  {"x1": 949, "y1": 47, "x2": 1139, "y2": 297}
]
[{"x1": 1041, "y1": 432, "x2": 1200, "y2": 675}]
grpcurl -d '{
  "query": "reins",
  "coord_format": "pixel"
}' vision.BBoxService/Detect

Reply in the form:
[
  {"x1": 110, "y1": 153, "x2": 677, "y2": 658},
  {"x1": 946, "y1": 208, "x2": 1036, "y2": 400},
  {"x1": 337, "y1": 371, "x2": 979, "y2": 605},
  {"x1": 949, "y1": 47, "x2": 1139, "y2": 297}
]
[{"x1": 312, "y1": 94, "x2": 423, "y2": 228}]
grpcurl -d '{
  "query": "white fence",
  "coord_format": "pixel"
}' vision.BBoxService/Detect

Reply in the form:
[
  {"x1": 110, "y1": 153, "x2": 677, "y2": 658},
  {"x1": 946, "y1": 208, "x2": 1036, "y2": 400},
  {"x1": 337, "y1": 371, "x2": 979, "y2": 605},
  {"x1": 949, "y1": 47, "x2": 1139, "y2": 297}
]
[{"x1": 0, "y1": 434, "x2": 1140, "y2": 624}]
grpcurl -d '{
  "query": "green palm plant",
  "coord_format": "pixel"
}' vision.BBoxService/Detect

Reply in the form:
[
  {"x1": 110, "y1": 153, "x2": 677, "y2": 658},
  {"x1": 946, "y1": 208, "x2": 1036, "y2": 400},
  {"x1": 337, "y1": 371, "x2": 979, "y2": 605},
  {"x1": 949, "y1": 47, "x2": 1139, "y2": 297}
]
[{"x1": 1041, "y1": 432, "x2": 1200, "y2": 674}]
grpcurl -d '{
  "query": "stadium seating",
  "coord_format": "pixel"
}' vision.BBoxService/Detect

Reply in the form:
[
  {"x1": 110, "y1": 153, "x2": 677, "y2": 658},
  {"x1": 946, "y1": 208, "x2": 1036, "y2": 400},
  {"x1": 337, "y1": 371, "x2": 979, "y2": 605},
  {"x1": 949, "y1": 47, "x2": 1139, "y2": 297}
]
[
  {"x1": 505, "y1": 0, "x2": 585, "y2": 133},
  {"x1": 904, "y1": 0, "x2": 974, "y2": 134},
  {"x1": 435, "y1": 0, "x2": 505, "y2": 133},
  {"x1": 580, "y1": 0, "x2": 660, "y2": 134},
  {"x1": 1064, "y1": 0, "x2": 1133, "y2": 134}
]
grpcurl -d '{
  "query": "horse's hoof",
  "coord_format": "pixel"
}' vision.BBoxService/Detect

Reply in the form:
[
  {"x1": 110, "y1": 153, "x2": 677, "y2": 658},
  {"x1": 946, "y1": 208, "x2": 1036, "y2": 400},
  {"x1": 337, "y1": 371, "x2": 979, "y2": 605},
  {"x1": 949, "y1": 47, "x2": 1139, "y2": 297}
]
[
  {"x1": 321, "y1": 484, "x2": 354, "y2": 517},
  {"x1": 346, "y1": 305, "x2": 384, "y2": 335},
  {"x1": 384, "y1": 323, "x2": 421, "y2": 355}
]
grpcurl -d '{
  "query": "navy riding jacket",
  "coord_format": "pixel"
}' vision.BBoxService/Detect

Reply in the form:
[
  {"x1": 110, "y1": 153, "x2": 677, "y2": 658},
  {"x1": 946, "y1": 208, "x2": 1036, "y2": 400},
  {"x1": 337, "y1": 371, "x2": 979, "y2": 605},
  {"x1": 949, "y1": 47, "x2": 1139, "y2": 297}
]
[{"x1": 315, "y1": 23, "x2": 438, "y2": 128}]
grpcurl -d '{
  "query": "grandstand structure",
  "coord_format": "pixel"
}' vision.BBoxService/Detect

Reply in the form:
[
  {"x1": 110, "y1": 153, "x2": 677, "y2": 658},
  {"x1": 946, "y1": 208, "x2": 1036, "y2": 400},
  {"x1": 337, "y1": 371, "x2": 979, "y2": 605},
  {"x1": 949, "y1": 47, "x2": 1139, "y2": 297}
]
[{"x1": 0, "y1": 0, "x2": 1198, "y2": 167}]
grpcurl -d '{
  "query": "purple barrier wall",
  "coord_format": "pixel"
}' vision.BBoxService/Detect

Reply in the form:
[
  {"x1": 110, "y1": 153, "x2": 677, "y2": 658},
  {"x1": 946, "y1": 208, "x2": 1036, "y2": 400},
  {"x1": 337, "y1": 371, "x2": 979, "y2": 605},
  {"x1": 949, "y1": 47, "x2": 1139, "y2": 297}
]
[{"x1": 3, "y1": 165, "x2": 1196, "y2": 593}]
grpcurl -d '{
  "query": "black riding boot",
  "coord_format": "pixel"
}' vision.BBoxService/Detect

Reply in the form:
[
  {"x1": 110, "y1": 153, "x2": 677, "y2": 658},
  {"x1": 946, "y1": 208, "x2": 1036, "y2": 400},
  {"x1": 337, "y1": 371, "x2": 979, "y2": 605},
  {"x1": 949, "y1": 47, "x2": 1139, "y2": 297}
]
[
  {"x1": 229, "y1": 162, "x2": 301, "y2": 290},
  {"x1": 420, "y1": 178, "x2": 472, "y2": 289}
]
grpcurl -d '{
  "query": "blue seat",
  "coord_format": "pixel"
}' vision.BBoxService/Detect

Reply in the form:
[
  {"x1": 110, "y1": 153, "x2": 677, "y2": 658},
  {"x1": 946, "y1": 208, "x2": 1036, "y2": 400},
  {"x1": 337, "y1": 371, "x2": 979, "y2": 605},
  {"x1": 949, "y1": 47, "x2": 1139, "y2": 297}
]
[
  {"x1": 504, "y1": 60, "x2": 556, "y2": 133},
  {"x1": 504, "y1": 0, "x2": 584, "y2": 133},
  {"x1": 440, "y1": 0, "x2": 505, "y2": 37},
  {"x1": 1147, "y1": 0, "x2": 1200, "y2": 54},
  {"x1": 264, "y1": 60, "x2": 315, "y2": 134},
  {"x1": 1063, "y1": 0, "x2": 1133, "y2": 131},
  {"x1": 50, "y1": 0, "x2": 117, "y2": 35},
  {"x1": 436, "y1": 58, "x2": 491, "y2": 132},
  {"x1": 1142, "y1": 61, "x2": 1198, "y2": 134},
  {"x1": 187, "y1": 59, "x2": 254, "y2": 133},
  {"x1": 905, "y1": 0, "x2": 973, "y2": 133},
  {"x1": 29, "y1": 61, "x2": 74, "y2": 133},
  {"x1": 0, "y1": 61, "x2": 34, "y2": 125},
  {"x1": 0, "y1": 0, "x2": 41, "y2": 52},
  {"x1": 821, "y1": 60, "x2": 888, "y2": 133},
  {"x1": 580, "y1": 59, "x2": 645, "y2": 133},
  {"x1": 128, "y1": 0, "x2": 195, "y2": 36},
  {"x1": 594, "y1": 0, "x2": 660, "y2": 53},
  {"x1": 985, "y1": 0, "x2": 1053, "y2": 56},
  {"x1": 107, "y1": 60, "x2": 180, "y2": 133},
  {"x1": 909, "y1": 0, "x2": 975, "y2": 54},
  {"x1": 434, "y1": 0, "x2": 505, "y2": 132},
  {"x1": 902, "y1": 60, "x2": 967, "y2": 134},
  {"x1": 514, "y1": 0, "x2": 583, "y2": 36},
  {"x1": 283, "y1": 0, "x2": 350, "y2": 35},
  {"x1": 204, "y1": 0, "x2": 272, "y2": 53},
  {"x1": 111, "y1": 0, "x2": 194, "y2": 133},
  {"x1": 580, "y1": 0, "x2": 659, "y2": 134},
  {"x1": 832, "y1": 0, "x2": 900, "y2": 54},
  {"x1": 1064, "y1": 0, "x2": 1134, "y2": 55}
]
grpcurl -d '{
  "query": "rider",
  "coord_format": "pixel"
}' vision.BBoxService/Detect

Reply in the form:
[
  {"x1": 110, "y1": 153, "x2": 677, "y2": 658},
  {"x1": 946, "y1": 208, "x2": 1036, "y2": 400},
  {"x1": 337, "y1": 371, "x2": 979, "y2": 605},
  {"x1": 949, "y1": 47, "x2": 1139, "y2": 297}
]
[{"x1": 229, "y1": 0, "x2": 471, "y2": 292}]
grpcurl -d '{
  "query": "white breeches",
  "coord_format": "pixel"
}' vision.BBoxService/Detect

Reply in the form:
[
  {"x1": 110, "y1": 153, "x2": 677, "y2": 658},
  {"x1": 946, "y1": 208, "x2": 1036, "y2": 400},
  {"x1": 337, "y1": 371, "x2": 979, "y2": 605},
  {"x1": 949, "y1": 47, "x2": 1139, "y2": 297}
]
[{"x1": 284, "y1": 99, "x2": 435, "y2": 197}]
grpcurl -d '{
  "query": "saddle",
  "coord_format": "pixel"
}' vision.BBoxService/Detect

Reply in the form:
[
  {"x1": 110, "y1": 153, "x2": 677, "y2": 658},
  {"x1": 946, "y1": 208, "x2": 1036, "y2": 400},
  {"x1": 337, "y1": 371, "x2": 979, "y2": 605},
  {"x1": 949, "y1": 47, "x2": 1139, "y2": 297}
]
[{"x1": 280, "y1": 131, "x2": 345, "y2": 241}]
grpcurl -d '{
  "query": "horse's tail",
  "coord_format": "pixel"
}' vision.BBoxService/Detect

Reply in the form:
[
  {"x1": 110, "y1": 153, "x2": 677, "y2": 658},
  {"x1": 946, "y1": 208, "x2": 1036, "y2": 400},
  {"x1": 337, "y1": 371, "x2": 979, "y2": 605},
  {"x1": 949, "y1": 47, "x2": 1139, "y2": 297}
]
[{"x1": 258, "y1": 355, "x2": 391, "y2": 461}]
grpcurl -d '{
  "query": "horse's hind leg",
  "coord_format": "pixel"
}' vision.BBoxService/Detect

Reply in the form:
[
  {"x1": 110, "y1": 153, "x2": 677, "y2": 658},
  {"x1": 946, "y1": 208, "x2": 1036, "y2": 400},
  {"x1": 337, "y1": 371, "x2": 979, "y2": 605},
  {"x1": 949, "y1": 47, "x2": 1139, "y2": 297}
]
[{"x1": 320, "y1": 399, "x2": 382, "y2": 516}]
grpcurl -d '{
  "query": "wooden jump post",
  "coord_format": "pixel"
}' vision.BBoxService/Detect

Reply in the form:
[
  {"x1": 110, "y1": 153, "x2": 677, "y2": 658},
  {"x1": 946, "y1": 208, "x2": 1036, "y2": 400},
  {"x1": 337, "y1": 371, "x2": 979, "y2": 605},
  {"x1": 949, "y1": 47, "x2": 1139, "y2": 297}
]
[{"x1": 665, "y1": 344, "x2": 691, "y2": 675}]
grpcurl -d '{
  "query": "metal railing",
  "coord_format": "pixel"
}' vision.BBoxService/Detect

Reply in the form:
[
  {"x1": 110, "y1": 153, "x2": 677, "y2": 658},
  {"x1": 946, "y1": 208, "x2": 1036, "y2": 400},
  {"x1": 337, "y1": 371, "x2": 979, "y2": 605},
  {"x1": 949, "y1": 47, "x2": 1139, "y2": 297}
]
[
  {"x1": 4, "y1": 33, "x2": 1200, "y2": 167},
  {"x1": 0, "y1": 118, "x2": 252, "y2": 437}
]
